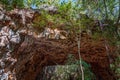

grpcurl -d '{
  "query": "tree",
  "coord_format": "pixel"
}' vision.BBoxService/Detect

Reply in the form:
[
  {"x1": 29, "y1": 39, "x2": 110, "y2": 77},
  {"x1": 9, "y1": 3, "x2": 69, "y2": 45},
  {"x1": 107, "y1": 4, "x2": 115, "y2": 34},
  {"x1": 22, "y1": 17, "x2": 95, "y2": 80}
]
[{"x1": 0, "y1": 0, "x2": 24, "y2": 10}]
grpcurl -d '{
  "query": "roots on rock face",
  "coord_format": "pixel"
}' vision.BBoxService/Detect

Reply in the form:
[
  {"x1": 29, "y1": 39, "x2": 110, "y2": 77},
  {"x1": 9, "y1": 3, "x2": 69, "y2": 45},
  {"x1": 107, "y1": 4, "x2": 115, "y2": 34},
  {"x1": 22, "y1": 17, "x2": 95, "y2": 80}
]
[
  {"x1": 11, "y1": 34, "x2": 116, "y2": 80},
  {"x1": 0, "y1": 6, "x2": 116, "y2": 80}
]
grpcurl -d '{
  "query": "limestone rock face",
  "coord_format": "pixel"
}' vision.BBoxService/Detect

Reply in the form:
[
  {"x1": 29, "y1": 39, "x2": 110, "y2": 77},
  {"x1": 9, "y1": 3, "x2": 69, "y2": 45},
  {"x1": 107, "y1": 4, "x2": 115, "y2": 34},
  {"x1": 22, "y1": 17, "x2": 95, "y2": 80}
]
[{"x1": 38, "y1": 65, "x2": 80, "y2": 80}]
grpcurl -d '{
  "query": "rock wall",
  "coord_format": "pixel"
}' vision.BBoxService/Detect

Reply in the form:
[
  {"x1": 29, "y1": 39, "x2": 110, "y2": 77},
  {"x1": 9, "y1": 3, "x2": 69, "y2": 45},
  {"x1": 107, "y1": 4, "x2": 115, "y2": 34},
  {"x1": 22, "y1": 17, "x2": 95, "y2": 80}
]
[
  {"x1": 0, "y1": 6, "x2": 116, "y2": 80},
  {"x1": 12, "y1": 34, "x2": 116, "y2": 80}
]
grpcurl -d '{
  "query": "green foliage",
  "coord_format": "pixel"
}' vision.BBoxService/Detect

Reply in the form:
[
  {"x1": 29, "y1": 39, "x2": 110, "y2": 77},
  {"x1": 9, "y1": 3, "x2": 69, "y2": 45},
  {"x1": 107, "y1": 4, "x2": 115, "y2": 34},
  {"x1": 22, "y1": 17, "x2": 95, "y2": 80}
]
[
  {"x1": 50, "y1": 65, "x2": 80, "y2": 80},
  {"x1": 66, "y1": 54, "x2": 96, "y2": 80},
  {"x1": 32, "y1": 12, "x2": 47, "y2": 31},
  {"x1": 65, "y1": 54, "x2": 76, "y2": 65},
  {"x1": 76, "y1": 60, "x2": 96, "y2": 80},
  {"x1": 0, "y1": 0, "x2": 24, "y2": 10}
]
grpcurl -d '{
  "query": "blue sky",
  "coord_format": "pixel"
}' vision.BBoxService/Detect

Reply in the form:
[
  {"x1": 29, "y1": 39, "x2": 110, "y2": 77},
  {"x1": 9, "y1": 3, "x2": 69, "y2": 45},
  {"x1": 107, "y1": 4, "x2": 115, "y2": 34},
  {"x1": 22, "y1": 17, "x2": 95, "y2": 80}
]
[
  {"x1": 60, "y1": 0, "x2": 77, "y2": 3},
  {"x1": 60, "y1": 0, "x2": 68, "y2": 3}
]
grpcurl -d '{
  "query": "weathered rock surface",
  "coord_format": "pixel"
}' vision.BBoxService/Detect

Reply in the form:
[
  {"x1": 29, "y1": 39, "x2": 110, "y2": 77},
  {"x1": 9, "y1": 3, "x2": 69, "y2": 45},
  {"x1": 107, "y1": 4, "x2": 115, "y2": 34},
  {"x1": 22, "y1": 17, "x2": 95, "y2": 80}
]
[
  {"x1": 12, "y1": 34, "x2": 116, "y2": 80},
  {"x1": 0, "y1": 6, "x2": 116, "y2": 80}
]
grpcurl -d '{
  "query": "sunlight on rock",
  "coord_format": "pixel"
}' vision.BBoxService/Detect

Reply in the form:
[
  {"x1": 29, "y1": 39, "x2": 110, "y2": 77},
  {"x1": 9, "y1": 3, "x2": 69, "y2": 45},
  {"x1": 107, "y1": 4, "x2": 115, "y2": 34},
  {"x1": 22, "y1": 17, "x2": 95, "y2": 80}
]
[
  {"x1": 0, "y1": 26, "x2": 20, "y2": 80},
  {"x1": 39, "y1": 4, "x2": 57, "y2": 12},
  {"x1": 38, "y1": 27, "x2": 67, "y2": 39}
]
